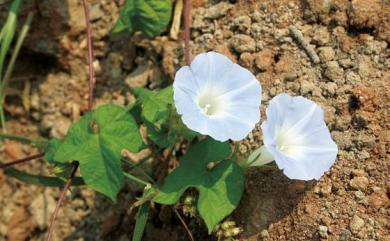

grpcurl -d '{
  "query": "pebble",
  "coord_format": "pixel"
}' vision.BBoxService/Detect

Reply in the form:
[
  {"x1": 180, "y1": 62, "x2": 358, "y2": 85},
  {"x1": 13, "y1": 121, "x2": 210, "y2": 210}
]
[
  {"x1": 332, "y1": 131, "x2": 353, "y2": 149},
  {"x1": 324, "y1": 61, "x2": 344, "y2": 82},
  {"x1": 259, "y1": 229, "x2": 270, "y2": 238},
  {"x1": 233, "y1": 16, "x2": 252, "y2": 33},
  {"x1": 239, "y1": 52, "x2": 254, "y2": 68},
  {"x1": 318, "y1": 47, "x2": 335, "y2": 62},
  {"x1": 350, "y1": 176, "x2": 369, "y2": 191},
  {"x1": 318, "y1": 225, "x2": 328, "y2": 238},
  {"x1": 255, "y1": 49, "x2": 274, "y2": 71},
  {"x1": 230, "y1": 34, "x2": 256, "y2": 53},
  {"x1": 50, "y1": 116, "x2": 72, "y2": 139},
  {"x1": 205, "y1": 2, "x2": 233, "y2": 19},
  {"x1": 339, "y1": 229, "x2": 352, "y2": 241},
  {"x1": 349, "y1": 215, "x2": 365, "y2": 234},
  {"x1": 354, "y1": 190, "x2": 366, "y2": 202},
  {"x1": 313, "y1": 26, "x2": 330, "y2": 46},
  {"x1": 323, "y1": 82, "x2": 338, "y2": 96},
  {"x1": 89, "y1": 4, "x2": 104, "y2": 21},
  {"x1": 125, "y1": 64, "x2": 151, "y2": 88},
  {"x1": 28, "y1": 190, "x2": 56, "y2": 229},
  {"x1": 357, "y1": 60, "x2": 371, "y2": 79}
]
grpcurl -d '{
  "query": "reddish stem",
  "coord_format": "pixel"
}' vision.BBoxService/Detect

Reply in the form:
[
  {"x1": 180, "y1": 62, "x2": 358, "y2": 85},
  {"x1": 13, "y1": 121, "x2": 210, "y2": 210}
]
[
  {"x1": 45, "y1": 1, "x2": 94, "y2": 240},
  {"x1": 82, "y1": 0, "x2": 95, "y2": 111},
  {"x1": 45, "y1": 162, "x2": 79, "y2": 241},
  {"x1": 0, "y1": 153, "x2": 45, "y2": 169},
  {"x1": 183, "y1": 0, "x2": 191, "y2": 65}
]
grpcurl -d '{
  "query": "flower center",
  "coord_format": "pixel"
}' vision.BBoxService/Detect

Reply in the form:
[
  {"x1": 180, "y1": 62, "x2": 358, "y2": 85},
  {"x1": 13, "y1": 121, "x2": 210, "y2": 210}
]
[
  {"x1": 198, "y1": 98, "x2": 219, "y2": 115},
  {"x1": 197, "y1": 88, "x2": 226, "y2": 116},
  {"x1": 275, "y1": 126, "x2": 303, "y2": 157}
]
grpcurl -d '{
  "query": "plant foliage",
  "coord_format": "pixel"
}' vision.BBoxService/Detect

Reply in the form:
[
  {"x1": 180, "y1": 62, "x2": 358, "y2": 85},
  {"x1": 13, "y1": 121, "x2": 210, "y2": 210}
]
[{"x1": 112, "y1": 0, "x2": 173, "y2": 38}]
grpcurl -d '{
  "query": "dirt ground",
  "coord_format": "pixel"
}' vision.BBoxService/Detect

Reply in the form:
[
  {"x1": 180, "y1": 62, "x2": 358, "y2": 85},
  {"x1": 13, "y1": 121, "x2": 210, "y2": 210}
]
[{"x1": 0, "y1": 0, "x2": 389, "y2": 240}]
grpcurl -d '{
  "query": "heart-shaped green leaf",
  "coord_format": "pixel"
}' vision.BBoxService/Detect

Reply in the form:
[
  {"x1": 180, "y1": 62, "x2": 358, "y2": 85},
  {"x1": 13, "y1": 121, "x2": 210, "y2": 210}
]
[
  {"x1": 53, "y1": 104, "x2": 144, "y2": 201},
  {"x1": 153, "y1": 139, "x2": 244, "y2": 233},
  {"x1": 112, "y1": 0, "x2": 172, "y2": 38},
  {"x1": 134, "y1": 86, "x2": 173, "y2": 124}
]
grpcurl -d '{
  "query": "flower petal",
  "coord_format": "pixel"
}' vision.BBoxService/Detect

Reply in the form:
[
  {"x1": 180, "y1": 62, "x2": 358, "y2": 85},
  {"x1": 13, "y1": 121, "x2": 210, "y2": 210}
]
[
  {"x1": 262, "y1": 93, "x2": 338, "y2": 180},
  {"x1": 174, "y1": 52, "x2": 262, "y2": 141}
]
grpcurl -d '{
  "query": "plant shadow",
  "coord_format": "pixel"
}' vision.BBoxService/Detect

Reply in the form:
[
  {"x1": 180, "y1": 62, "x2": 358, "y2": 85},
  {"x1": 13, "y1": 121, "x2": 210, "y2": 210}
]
[{"x1": 233, "y1": 167, "x2": 314, "y2": 237}]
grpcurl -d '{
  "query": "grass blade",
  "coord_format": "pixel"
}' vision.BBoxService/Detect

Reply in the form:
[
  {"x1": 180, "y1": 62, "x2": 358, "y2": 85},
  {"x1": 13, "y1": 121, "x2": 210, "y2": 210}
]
[
  {"x1": 2, "y1": 12, "x2": 33, "y2": 90},
  {"x1": 0, "y1": 132, "x2": 48, "y2": 146},
  {"x1": 0, "y1": 0, "x2": 22, "y2": 80},
  {"x1": 132, "y1": 193, "x2": 150, "y2": 241},
  {"x1": 3, "y1": 166, "x2": 85, "y2": 186}
]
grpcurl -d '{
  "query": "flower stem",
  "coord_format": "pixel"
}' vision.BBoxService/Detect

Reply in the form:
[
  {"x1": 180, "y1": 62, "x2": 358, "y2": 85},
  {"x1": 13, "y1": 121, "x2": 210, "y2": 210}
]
[
  {"x1": 0, "y1": 152, "x2": 44, "y2": 169},
  {"x1": 183, "y1": 0, "x2": 191, "y2": 65},
  {"x1": 45, "y1": 161, "x2": 78, "y2": 241}
]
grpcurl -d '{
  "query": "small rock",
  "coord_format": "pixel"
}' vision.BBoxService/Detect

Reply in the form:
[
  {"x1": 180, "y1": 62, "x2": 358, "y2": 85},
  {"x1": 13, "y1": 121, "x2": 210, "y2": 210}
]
[
  {"x1": 345, "y1": 71, "x2": 361, "y2": 84},
  {"x1": 255, "y1": 48, "x2": 274, "y2": 71},
  {"x1": 50, "y1": 116, "x2": 72, "y2": 139},
  {"x1": 368, "y1": 190, "x2": 389, "y2": 209},
  {"x1": 350, "y1": 176, "x2": 369, "y2": 191},
  {"x1": 357, "y1": 59, "x2": 371, "y2": 79},
  {"x1": 339, "y1": 229, "x2": 352, "y2": 241},
  {"x1": 233, "y1": 16, "x2": 252, "y2": 33},
  {"x1": 354, "y1": 190, "x2": 366, "y2": 202},
  {"x1": 4, "y1": 141, "x2": 24, "y2": 160},
  {"x1": 6, "y1": 207, "x2": 35, "y2": 241},
  {"x1": 300, "y1": 79, "x2": 316, "y2": 95},
  {"x1": 230, "y1": 34, "x2": 256, "y2": 53},
  {"x1": 318, "y1": 225, "x2": 328, "y2": 238},
  {"x1": 349, "y1": 0, "x2": 382, "y2": 29},
  {"x1": 349, "y1": 215, "x2": 365, "y2": 234},
  {"x1": 89, "y1": 4, "x2": 104, "y2": 21},
  {"x1": 323, "y1": 82, "x2": 338, "y2": 96},
  {"x1": 338, "y1": 58, "x2": 353, "y2": 68},
  {"x1": 317, "y1": 47, "x2": 335, "y2": 62},
  {"x1": 352, "y1": 169, "x2": 366, "y2": 177},
  {"x1": 29, "y1": 190, "x2": 56, "y2": 229},
  {"x1": 239, "y1": 52, "x2": 254, "y2": 68},
  {"x1": 125, "y1": 64, "x2": 151, "y2": 88},
  {"x1": 284, "y1": 73, "x2": 298, "y2": 81},
  {"x1": 324, "y1": 61, "x2": 344, "y2": 82},
  {"x1": 259, "y1": 229, "x2": 270, "y2": 238},
  {"x1": 313, "y1": 27, "x2": 330, "y2": 46},
  {"x1": 205, "y1": 2, "x2": 233, "y2": 19}
]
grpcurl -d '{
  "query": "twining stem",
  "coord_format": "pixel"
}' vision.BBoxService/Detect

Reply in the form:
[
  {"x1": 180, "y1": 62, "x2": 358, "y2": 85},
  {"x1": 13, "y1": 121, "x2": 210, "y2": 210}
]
[
  {"x1": 174, "y1": 208, "x2": 195, "y2": 241},
  {"x1": 45, "y1": 162, "x2": 79, "y2": 241},
  {"x1": 83, "y1": 0, "x2": 95, "y2": 111},
  {"x1": 45, "y1": 1, "x2": 95, "y2": 240},
  {"x1": 183, "y1": 0, "x2": 191, "y2": 65},
  {"x1": 0, "y1": 152, "x2": 44, "y2": 169}
]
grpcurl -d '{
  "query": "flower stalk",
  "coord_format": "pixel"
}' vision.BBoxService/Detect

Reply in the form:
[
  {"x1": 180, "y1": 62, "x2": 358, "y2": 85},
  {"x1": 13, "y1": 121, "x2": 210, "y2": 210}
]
[
  {"x1": 45, "y1": 0, "x2": 96, "y2": 240},
  {"x1": 0, "y1": 152, "x2": 44, "y2": 169}
]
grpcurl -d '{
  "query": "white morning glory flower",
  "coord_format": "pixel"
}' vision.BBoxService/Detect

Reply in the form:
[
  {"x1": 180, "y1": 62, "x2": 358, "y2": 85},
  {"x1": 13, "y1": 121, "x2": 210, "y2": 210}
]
[
  {"x1": 249, "y1": 93, "x2": 338, "y2": 180},
  {"x1": 173, "y1": 52, "x2": 262, "y2": 141}
]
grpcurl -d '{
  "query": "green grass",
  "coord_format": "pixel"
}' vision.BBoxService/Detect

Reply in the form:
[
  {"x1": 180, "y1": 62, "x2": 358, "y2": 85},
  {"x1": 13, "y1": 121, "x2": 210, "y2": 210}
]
[{"x1": 0, "y1": 0, "x2": 33, "y2": 131}]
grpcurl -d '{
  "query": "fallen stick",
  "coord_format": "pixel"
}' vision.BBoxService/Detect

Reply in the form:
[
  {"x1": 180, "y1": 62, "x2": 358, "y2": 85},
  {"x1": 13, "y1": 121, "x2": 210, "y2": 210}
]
[
  {"x1": 170, "y1": 0, "x2": 183, "y2": 40},
  {"x1": 289, "y1": 26, "x2": 320, "y2": 64}
]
